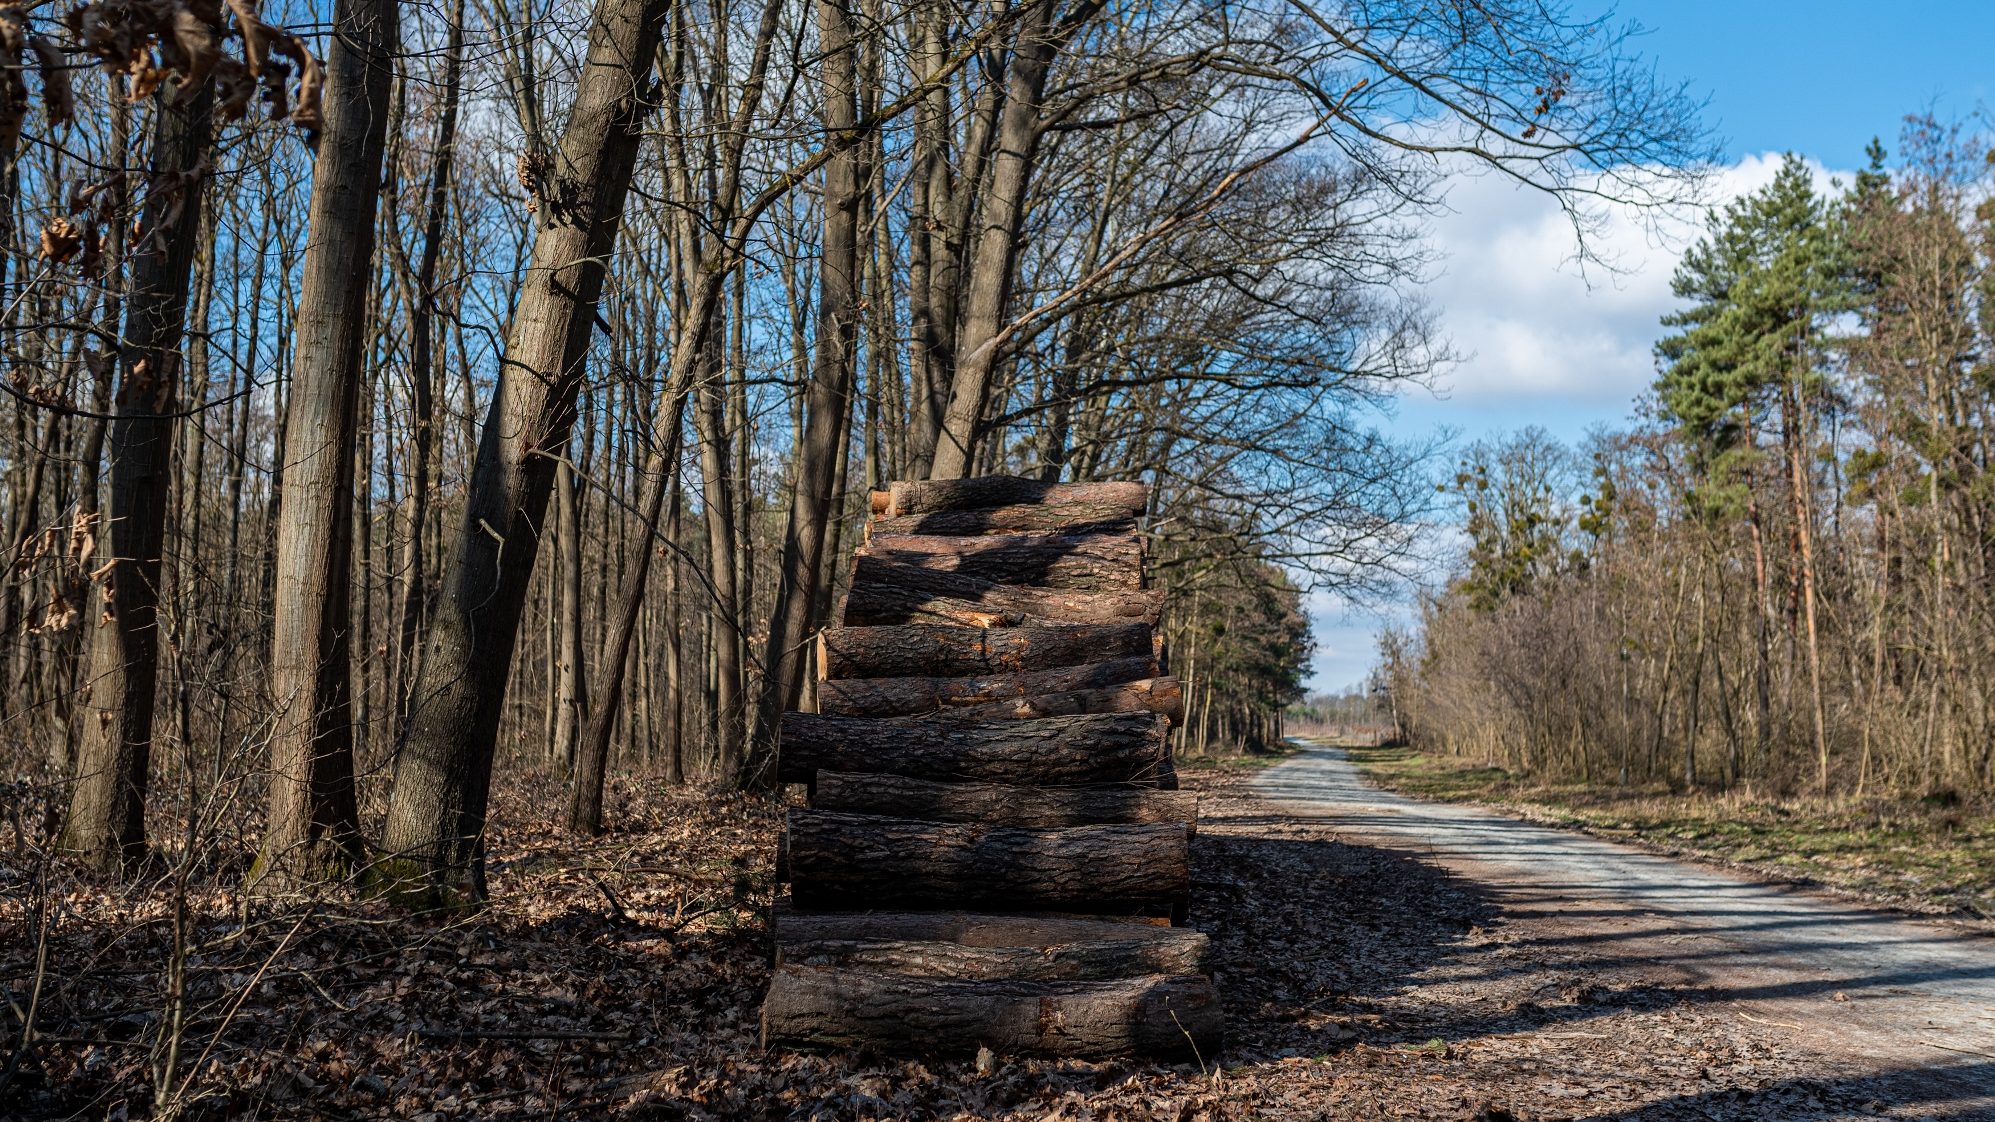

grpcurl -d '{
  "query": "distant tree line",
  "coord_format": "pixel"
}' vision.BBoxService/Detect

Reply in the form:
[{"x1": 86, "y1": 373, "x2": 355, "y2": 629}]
[{"x1": 1388, "y1": 125, "x2": 1995, "y2": 800}]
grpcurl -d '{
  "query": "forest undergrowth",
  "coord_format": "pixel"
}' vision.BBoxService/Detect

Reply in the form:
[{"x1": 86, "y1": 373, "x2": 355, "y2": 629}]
[
  {"x1": 1345, "y1": 743, "x2": 1995, "y2": 920},
  {"x1": 5, "y1": 768, "x2": 1896, "y2": 1122}
]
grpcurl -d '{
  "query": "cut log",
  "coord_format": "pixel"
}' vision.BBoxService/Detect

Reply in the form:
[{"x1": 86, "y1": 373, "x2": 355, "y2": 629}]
[
  {"x1": 784, "y1": 811, "x2": 1189, "y2": 913},
  {"x1": 812, "y1": 772, "x2": 1197, "y2": 835},
  {"x1": 761, "y1": 967, "x2": 1220, "y2": 1060},
  {"x1": 817, "y1": 622, "x2": 1154, "y2": 680},
  {"x1": 775, "y1": 909, "x2": 1209, "y2": 963},
  {"x1": 817, "y1": 656, "x2": 1156, "y2": 718},
  {"x1": 885, "y1": 477, "x2": 1148, "y2": 518},
  {"x1": 841, "y1": 556, "x2": 1163, "y2": 627},
  {"x1": 866, "y1": 501, "x2": 1142, "y2": 538},
  {"x1": 921, "y1": 677, "x2": 1184, "y2": 725},
  {"x1": 859, "y1": 532, "x2": 1144, "y2": 590},
  {"x1": 775, "y1": 921, "x2": 1208, "y2": 981},
  {"x1": 777, "y1": 711, "x2": 1169, "y2": 786}
]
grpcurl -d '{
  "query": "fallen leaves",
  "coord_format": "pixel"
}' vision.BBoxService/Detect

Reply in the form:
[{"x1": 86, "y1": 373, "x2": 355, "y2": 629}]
[{"x1": 0, "y1": 768, "x2": 1908, "y2": 1121}]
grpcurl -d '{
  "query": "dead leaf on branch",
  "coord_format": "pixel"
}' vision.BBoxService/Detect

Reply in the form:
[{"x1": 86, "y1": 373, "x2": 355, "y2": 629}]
[
  {"x1": 62, "y1": 0, "x2": 319, "y2": 130},
  {"x1": 39, "y1": 215, "x2": 84, "y2": 262}
]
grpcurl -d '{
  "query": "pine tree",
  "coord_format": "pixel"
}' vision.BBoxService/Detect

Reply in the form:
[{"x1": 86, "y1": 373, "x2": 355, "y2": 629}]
[{"x1": 1654, "y1": 153, "x2": 1847, "y2": 788}]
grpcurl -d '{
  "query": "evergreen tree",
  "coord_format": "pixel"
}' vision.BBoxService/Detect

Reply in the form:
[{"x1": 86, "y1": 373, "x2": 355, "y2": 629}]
[{"x1": 1654, "y1": 152, "x2": 1848, "y2": 787}]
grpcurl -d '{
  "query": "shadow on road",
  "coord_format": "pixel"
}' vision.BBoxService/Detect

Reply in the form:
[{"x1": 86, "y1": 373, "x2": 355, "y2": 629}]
[{"x1": 1194, "y1": 804, "x2": 1994, "y2": 1119}]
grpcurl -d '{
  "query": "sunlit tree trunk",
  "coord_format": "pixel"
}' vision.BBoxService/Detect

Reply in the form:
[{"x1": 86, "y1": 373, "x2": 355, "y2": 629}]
[{"x1": 381, "y1": 0, "x2": 673, "y2": 903}]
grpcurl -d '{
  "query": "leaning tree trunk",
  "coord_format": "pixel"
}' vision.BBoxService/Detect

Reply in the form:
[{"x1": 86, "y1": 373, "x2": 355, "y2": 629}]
[
  {"x1": 62, "y1": 83, "x2": 213, "y2": 874},
  {"x1": 258, "y1": 0, "x2": 400, "y2": 889},
  {"x1": 927, "y1": 0, "x2": 1075, "y2": 479},
  {"x1": 566, "y1": 389, "x2": 686, "y2": 833},
  {"x1": 745, "y1": 0, "x2": 866, "y2": 786},
  {"x1": 379, "y1": 0, "x2": 672, "y2": 904}
]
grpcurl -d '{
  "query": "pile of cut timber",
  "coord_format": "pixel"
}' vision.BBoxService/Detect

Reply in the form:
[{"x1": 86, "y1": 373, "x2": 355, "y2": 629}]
[{"x1": 763, "y1": 476, "x2": 1221, "y2": 1061}]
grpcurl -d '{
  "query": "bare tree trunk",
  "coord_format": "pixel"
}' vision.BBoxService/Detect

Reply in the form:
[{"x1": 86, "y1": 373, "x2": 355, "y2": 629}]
[
  {"x1": 745, "y1": 0, "x2": 865, "y2": 784},
  {"x1": 929, "y1": 0, "x2": 1099, "y2": 478},
  {"x1": 380, "y1": 0, "x2": 672, "y2": 903},
  {"x1": 63, "y1": 84, "x2": 213, "y2": 874},
  {"x1": 396, "y1": 0, "x2": 467, "y2": 717},
  {"x1": 567, "y1": 390, "x2": 686, "y2": 833},
  {"x1": 257, "y1": 0, "x2": 400, "y2": 887},
  {"x1": 1783, "y1": 380, "x2": 1829, "y2": 789},
  {"x1": 551, "y1": 460, "x2": 588, "y2": 771}
]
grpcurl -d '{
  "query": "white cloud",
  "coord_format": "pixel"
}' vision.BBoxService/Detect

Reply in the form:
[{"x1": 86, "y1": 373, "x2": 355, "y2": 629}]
[
  {"x1": 1304, "y1": 153, "x2": 1854, "y2": 692},
  {"x1": 1414, "y1": 152, "x2": 1842, "y2": 410}
]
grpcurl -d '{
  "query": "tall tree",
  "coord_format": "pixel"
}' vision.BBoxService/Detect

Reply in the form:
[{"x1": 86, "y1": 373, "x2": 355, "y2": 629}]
[
  {"x1": 745, "y1": 0, "x2": 866, "y2": 783},
  {"x1": 380, "y1": 0, "x2": 672, "y2": 902},
  {"x1": 258, "y1": 0, "x2": 401, "y2": 887},
  {"x1": 62, "y1": 83, "x2": 214, "y2": 873},
  {"x1": 1656, "y1": 154, "x2": 1845, "y2": 788}
]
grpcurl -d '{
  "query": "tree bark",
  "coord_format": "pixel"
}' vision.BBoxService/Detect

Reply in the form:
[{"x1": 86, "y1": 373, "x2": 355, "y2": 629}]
[
  {"x1": 860, "y1": 531, "x2": 1144, "y2": 590},
  {"x1": 776, "y1": 710, "x2": 1168, "y2": 786},
  {"x1": 927, "y1": 3, "x2": 1098, "y2": 478},
  {"x1": 817, "y1": 655, "x2": 1155, "y2": 717},
  {"x1": 761, "y1": 966, "x2": 1220, "y2": 1059},
  {"x1": 841, "y1": 556, "x2": 1162, "y2": 627},
  {"x1": 775, "y1": 910, "x2": 1209, "y2": 979},
  {"x1": 866, "y1": 500, "x2": 1141, "y2": 538},
  {"x1": 747, "y1": 0, "x2": 867, "y2": 786},
  {"x1": 812, "y1": 771, "x2": 1196, "y2": 833},
  {"x1": 884, "y1": 476, "x2": 1146, "y2": 517},
  {"x1": 380, "y1": 0, "x2": 671, "y2": 903},
  {"x1": 784, "y1": 810, "x2": 1189, "y2": 913},
  {"x1": 567, "y1": 389, "x2": 687, "y2": 832},
  {"x1": 62, "y1": 83, "x2": 213, "y2": 874},
  {"x1": 922, "y1": 677, "x2": 1183, "y2": 725},
  {"x1": 396, "y1": 0, "x2": 467, "y2": 717},
  {"x1": 551, "y1": 460, "x2": 588, "y2": 772},
  {"x1": 817, "y1": 621, "x2": 1153, "y2": 679},
  {"x1": 259, "y1": 0, "x2": 400, "y2": 887}
]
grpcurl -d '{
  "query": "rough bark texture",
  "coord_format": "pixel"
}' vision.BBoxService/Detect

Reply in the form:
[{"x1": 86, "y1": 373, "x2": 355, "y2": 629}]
[
  {"x1": 860, "y1": 531, "x2": 1144, "y2": 590},
  {"x1": 924, "y1": 1, "x2": 1063, "y2": 479},
  {"x1": 922, "y1": 677, "x2": 1184, "y2": 726},
  {"x1": 62, "y1": 84, "x2": 211, "y2": 874},
  {"x1": 776, "y1": 711, "x2": 1169, "y2": 786},
  {"x1": 761, "y1": 967, "x2": 1220, "y2": 1059},
  {"x1": 259, "y1": 0, "x2": 399, "y2": 887},
  {"x1": 775, "y1": 911, "x2": 1209, "y2": 980},
  {"x1": 866, "y1": 500, "x2": 1140, "y2": 538},
  {"x1": 818, "y1": 621, "x2": 1153, "y2": 680},
  {"x1": 379, "y1": 0, "x2": 669, "y2": 903},
  {"x1": 784, "y1": 811, "x2": 1189, "y2": 913},
  {"x1": 816, "y1": 656, "x2": 1155, "y2": 717},
  {"x1": 812, "y1": 771, "x2": 1197, "y2": 834},
  {"x1": 884, "y1": 477, "x2": 1148, "y2": 518},
  {"x1": 751, "y1": 0, "x2": 866, "y2": 786},
  {"x1": 841, "y1": 556, "x2": 1163, "y2": 627}
]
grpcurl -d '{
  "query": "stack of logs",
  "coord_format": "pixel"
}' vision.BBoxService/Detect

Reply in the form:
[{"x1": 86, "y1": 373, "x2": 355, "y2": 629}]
[{"x1": 762, "y1": 476, "x2": 1222, "y2": 1060}]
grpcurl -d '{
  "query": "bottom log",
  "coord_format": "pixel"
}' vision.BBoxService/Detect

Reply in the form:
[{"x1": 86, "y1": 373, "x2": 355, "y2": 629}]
[{"x1": 761, "y1": 965, "x2": 1221, "y2": 1060}]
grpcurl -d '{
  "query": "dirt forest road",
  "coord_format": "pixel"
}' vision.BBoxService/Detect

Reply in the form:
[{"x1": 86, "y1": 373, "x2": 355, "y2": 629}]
[{"x1": 1248, "y1": 741, "x2": 1995, "y2": 1120}]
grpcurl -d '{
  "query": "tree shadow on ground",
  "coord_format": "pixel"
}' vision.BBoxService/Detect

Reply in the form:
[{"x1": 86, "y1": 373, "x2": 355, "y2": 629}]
[{"x1": 1191, "y1": 813, "x2": 1994, "y2": 1120}]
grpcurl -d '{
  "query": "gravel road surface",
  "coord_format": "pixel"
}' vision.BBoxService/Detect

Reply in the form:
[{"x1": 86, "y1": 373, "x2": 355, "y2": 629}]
[{"x1": 1252, "y1": 741, "x2": 1995, "y2": 1119}]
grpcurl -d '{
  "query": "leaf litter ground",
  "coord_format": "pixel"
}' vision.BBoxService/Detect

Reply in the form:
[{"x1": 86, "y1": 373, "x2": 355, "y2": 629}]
[{"x1": 2, "y1": 770, "x2": 1959, "y2": 1120}]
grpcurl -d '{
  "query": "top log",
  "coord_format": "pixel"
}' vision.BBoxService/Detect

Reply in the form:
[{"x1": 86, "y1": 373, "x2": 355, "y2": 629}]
[
  {"x1": 885, "y1": 477, "x2": 1149, "y2": 519},
  {"x1": 867, "y1": 501, "x2": 1144, "y2": 539}
]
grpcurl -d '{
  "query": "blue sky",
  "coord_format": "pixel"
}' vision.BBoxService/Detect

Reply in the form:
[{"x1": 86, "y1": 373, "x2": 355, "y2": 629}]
[{"x1": 1304, "y1": 1, "x2": 1994, "y2": 695}]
